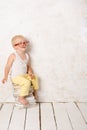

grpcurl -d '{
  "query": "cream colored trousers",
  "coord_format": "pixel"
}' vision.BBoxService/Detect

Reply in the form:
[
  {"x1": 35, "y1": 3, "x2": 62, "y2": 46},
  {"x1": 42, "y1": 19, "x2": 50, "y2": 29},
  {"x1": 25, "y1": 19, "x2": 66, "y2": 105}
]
[{"x1": 12, "y1": 74, "x2": 39, "y2": 96}]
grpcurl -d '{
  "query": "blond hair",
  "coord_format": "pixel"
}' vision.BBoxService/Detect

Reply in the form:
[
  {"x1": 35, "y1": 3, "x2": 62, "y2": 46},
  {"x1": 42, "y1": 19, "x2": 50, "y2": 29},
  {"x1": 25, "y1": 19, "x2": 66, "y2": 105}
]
[{"x1": 11, "y1": 35, "x2": 26, "y2": 46}]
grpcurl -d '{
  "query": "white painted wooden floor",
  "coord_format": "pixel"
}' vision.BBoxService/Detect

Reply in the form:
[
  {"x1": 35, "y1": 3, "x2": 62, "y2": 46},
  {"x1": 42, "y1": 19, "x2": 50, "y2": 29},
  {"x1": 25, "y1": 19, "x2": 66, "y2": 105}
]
[{"x1": 0, "y1": 102, "x2": 87, "y2": 130}]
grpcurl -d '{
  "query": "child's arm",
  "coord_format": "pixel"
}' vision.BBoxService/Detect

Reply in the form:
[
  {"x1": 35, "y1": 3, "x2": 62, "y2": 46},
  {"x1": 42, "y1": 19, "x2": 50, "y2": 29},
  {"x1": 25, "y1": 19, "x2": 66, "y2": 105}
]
[
  {"x1": 27, "y1": 62, "x2": 33, "y2": 75},
  {"x1": 2, "y1": 53, "x2": 15, "y2": 83},
  {"x1": 33, "y1": 90, "x2": 38, "y2": 100},
  {"x1": 27, "y1": 55, "x2": 33, "y2": 74},
  {"x1": 27, "y1": 62, "x2": 34, "y2": 79},
  {"x1": 27, "y1": 54, "x2": 34, "y2": 79}
]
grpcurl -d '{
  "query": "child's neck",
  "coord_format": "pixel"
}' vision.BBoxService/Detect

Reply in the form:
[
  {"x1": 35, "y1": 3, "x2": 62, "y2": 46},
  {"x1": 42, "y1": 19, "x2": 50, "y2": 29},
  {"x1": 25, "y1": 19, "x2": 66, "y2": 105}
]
[
  {"x1": 16, "y1": 50, "x2": 26, "y2": 60},
  {"x1": 16, "y1": 50, "x2": 25, "y2": 55}
]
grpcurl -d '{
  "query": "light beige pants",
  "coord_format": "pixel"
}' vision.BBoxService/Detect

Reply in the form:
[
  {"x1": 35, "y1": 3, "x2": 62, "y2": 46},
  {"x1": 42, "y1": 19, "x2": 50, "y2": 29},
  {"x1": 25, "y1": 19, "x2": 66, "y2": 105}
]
[{"x1": 12, "y1": 74, "x2": 39, "y2": 96}]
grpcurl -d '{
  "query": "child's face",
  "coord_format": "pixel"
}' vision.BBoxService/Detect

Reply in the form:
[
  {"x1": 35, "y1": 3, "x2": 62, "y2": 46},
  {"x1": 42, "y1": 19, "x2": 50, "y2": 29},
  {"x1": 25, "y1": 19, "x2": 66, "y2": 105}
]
[{"x1": 13, "y1": 37, "x2": 29, "y2": 52}]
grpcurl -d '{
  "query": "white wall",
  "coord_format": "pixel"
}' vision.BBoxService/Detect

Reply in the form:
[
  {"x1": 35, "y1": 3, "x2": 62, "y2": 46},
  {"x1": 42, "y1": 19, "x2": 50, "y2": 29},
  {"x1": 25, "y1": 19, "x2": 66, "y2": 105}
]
[{"x1": 0, "y1": 0, "x2": 87, "y2": 102}]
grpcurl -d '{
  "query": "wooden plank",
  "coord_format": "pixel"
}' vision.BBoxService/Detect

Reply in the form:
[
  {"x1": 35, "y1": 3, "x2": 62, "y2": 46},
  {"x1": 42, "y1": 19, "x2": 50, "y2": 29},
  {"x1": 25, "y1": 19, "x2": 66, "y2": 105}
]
[
  {"x1": 25, "y1": 104, "x2": 40, "y2": 130},
  {"x1": 0, "y1": 104, "x2": 13, "y2": 130},
  {"x1": 77, "y1": 103, "x2": 87, "y2": 123},
  {"x1": 53, "y1": 103, "x2": 72, "y2": 130},
  {"x1": 41, "y1": 103, "x2": 56, "y2": 130},
  {"x1": 9, "y1": 106, "x2": 26, "y2": 130},
  {"x1": 66, "y1": 103, "x2": 87, "y2": 130}
]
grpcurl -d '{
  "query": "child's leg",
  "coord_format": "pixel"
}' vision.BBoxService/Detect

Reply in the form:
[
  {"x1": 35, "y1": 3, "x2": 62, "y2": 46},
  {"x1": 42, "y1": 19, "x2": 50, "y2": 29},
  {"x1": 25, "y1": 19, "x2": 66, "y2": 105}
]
[
  {"x1": 24, "y1": 74, "x2": 39, "y2": 91},
  {"x1": 12, "y1": 75, "x2": 31, "y2": 96},
  {"x1": 12, "y1": 75, "x2": 31, "y2": 105},
  {"x1": 31, "y1": 75, "x2": 39, "y2": 100},
  {"x1": 25, "y1": 74, "x2": 39, "y2": 100},
  {"x1": 31, "y1": 75, "x2": 39, "y2": 90}
]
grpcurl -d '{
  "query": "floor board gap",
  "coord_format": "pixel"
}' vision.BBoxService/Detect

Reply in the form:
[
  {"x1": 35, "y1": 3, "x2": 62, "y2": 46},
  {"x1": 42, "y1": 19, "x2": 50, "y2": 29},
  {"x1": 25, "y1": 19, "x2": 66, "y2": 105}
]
[
  {"x1": 52, "y1": 103, "x2": 58, "y2": 130},
  {"x1": 7, "y1": 105, "x2": 14, "y2": 130}
]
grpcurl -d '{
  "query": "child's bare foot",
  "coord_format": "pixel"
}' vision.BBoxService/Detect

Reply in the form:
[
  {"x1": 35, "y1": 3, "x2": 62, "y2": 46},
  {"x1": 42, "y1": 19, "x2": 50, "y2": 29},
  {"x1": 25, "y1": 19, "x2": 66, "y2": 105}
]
[{"x1": 18, "y1": 97, "x2": 29, "y2": 105}]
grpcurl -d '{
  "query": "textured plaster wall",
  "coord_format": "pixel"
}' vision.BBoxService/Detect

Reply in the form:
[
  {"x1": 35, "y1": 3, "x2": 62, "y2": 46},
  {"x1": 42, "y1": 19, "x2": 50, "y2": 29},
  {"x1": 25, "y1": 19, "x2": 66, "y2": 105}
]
[{"x1": 0, "y1": 0, "x2": 87, "y2": 102}]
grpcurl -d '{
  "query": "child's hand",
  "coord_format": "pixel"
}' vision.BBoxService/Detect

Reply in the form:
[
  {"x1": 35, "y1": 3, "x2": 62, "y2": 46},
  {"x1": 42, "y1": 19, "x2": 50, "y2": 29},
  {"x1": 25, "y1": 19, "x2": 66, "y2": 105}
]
[
  {"x1": 29, "y1": 73, "x2": 35, "y2": 79},
  {"x1": 2, "y1": 78, "x2": 7, "y2": 84}
]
